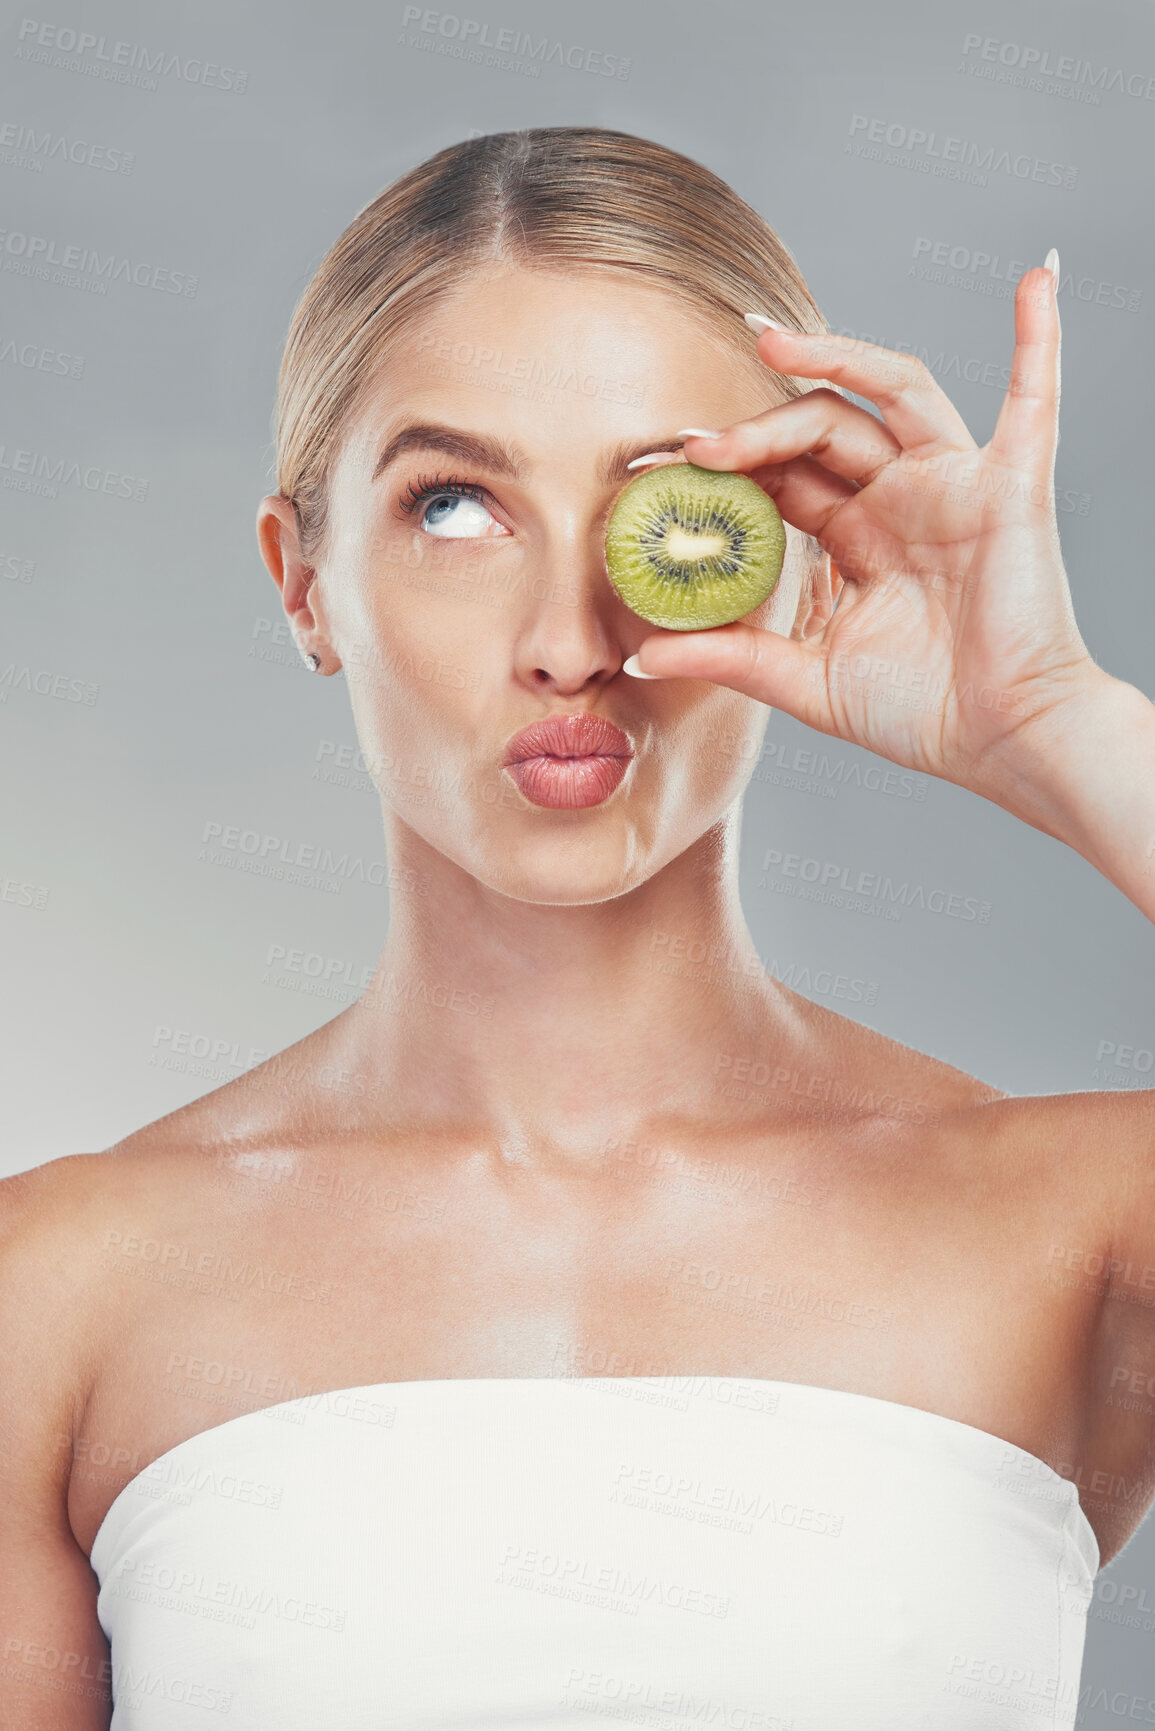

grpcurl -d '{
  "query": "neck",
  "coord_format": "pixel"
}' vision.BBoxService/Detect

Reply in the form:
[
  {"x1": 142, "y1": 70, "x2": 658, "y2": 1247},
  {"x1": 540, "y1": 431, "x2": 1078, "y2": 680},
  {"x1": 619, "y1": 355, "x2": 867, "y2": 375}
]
[{"x1": 332, "y1": 809, "x2": 800, "y2": 1159}]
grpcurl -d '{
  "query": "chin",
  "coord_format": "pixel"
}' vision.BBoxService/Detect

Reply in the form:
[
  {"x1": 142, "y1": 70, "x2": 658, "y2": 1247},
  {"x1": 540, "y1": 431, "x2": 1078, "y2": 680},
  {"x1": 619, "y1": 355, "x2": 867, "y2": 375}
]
[
  {"x1": 480, "y1": 834, "x2": 653, "y2": 907},
  {"x1": 496, "y1": 880, "x2": 643, "y2": 908}
]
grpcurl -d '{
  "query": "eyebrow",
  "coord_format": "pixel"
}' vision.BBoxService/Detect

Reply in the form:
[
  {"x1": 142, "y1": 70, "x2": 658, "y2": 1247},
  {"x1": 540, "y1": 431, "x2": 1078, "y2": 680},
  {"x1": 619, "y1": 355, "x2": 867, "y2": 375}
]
[{"x1": 371, "y1": 422, "x2": 687, "y2": 488}]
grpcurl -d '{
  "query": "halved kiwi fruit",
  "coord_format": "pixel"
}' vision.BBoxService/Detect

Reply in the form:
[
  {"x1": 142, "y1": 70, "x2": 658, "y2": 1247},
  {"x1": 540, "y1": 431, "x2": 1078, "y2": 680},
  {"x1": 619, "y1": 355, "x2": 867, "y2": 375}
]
[{"x1": 604, "y1": 462, "x2": 786, "y2": 631}]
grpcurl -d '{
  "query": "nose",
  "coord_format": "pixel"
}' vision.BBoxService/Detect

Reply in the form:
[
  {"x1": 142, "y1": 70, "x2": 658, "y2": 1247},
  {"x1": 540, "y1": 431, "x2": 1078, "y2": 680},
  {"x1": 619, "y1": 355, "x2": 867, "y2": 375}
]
[{"x1": 512, "y1": 522, "x2": 631, "y2": 697}]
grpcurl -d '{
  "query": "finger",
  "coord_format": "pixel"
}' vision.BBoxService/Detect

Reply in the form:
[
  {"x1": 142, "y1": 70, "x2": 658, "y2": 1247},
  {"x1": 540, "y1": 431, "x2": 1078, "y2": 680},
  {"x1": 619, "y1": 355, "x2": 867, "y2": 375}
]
[
  {"x1": 986, "y1": 262, "x2": 1060, "y2": 483},
  {"x1": 745, "y1": 452, "x2": 860, "y2": 542},
  {"x1": 629, "y1": 621, "x2": 831, "y2": 729},
  {"x1": 627, "y1": 442, "x2": 864, "y2": 550},
  {"x1": 744, "y1": 327, "x2": 976, "y2": 452},
  {"x1": 681, "y1": 388, "x2": 903, "y2": 490},
  {"x1": 752, "y1": 460, "x2": 912, "y2": 598}
]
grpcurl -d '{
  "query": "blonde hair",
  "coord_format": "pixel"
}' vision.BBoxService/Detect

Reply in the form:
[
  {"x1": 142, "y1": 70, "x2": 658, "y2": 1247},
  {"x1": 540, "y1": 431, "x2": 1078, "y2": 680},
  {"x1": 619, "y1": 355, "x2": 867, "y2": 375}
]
[{"x1": 274, "y1": 126, "x2": 830, "y2": 566}]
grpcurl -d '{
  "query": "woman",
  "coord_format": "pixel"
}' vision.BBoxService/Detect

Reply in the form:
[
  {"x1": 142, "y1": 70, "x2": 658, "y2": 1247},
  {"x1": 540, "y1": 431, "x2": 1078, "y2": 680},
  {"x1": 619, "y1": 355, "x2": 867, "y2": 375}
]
[{"x1": 2, "y1": 126, "x2": 1153, "y2": 1728}]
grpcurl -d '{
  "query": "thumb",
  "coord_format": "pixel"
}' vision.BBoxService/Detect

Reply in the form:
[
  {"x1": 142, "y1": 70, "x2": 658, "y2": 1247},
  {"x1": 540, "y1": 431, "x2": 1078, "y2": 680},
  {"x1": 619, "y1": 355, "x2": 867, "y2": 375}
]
[{"x1": 627, "y1": 623, "x2": 829, "y2": 725}]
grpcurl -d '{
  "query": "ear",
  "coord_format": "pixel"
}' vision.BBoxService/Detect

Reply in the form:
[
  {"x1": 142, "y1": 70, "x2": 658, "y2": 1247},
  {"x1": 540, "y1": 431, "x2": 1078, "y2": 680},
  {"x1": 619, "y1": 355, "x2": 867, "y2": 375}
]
[
  {"x1": 791, "y1": 550, "x2": 843, "y2": 642},
  {"x1": 255, "y1": 495, "x2": 342, "y2": 674}
]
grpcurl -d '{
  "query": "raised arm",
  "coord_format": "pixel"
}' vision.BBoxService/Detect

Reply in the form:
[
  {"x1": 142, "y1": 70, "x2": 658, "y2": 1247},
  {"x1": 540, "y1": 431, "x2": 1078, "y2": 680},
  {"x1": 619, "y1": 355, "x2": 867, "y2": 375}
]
[
  {"x1": 0, "y1": 1166, "x2": 112, "y2": 1730},
  {"x1": 983, "y1": 671, "x2": 1155, "y2": 924},
  {"x1": 625, "y1": 256, "x2": 1155, "y2": 924}
]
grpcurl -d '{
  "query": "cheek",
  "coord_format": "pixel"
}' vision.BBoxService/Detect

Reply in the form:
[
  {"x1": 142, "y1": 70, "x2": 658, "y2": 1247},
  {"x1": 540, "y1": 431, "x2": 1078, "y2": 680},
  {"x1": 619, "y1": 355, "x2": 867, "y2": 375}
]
[
  {"x1": 342, "y1": 659, "x2": 477, "y2": 815},
  {"x1": 672, "y1": 690, "x2": 769, "y2": 788},
  {"x1": 333, "y1": 524, "x2": 482, "y2": 698},
  {"x1": 345, "y1": 643, "x2": 465, "y2": 742},
  {"x1": 370, "y1": 521, "x2": 511, "y2": 657}
]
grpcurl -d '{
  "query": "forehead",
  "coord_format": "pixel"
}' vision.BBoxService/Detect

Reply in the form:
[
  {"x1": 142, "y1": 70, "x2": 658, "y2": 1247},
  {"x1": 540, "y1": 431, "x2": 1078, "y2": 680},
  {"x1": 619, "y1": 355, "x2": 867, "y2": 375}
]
[{"x1": 334, "y1": 265, "x2": 786, "y2": 476}]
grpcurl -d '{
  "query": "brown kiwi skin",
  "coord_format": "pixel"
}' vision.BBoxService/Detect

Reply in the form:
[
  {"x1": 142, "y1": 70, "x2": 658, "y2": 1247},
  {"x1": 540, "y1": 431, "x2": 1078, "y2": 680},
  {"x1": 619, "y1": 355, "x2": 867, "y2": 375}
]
[{"x1": 604, "y1": 461, "x2": 786, "y2": 632}]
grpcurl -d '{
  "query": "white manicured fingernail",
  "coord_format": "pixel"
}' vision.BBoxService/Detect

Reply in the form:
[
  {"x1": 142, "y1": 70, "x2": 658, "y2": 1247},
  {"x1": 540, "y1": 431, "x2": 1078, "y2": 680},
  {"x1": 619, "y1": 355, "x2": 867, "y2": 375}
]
[
  {"x1": 626, "y1": 452, "x2": 675, "y2": 470},
  {"x1": 1044, "y1": 248, "x2": 1060, "y2": 282},
  {"x1": 676, "y1": 427, "x2": 724, "y2": 439},
  {"x1": 623, "y1": 653, "x2": 661, "y2": 679},
  {"x1": 745, "y1": 312, "x2": 788, "y2": 334}
]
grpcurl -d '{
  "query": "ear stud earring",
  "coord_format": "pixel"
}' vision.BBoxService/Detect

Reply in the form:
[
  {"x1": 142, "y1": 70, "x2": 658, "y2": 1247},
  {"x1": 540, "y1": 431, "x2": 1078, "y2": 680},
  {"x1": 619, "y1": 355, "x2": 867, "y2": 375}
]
[{"x1": 306, "y1": 652, "x2": 322, "y2": 673}]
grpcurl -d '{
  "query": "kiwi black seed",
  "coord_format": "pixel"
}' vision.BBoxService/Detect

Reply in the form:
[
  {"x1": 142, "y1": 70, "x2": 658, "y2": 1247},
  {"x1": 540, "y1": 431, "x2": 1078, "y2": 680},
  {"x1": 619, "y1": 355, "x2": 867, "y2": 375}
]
[{"x1": 604, "y1": 462, "x2": 786, "y2": 631}]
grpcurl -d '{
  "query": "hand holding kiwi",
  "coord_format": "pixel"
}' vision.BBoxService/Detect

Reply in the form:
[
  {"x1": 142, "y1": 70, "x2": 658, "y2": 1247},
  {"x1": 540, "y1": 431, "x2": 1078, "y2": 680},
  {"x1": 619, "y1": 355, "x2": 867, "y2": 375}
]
[
  {"x1": 618, "y1": 269, "x2": 1111, "y2": 812},
  {"x1": 605, "y1": 462, "x2": 786, "y2": 631}
]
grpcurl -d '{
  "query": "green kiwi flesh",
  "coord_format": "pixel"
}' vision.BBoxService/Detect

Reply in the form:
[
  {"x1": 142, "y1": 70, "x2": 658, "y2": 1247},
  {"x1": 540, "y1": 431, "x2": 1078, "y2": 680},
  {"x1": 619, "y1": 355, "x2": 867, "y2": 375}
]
[{"x1": 604, "y1": 462, "x2": 786, "y2": 631}]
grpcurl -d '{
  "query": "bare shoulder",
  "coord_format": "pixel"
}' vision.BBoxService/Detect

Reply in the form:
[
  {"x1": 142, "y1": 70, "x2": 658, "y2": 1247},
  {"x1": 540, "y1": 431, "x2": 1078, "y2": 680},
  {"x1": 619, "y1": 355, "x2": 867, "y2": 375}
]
[
  {"x1": 946, "y1": 1084, "x2": 1155, "y2": 1203},
  {"x1": 0, "y1": 1027, "x2": 336, "y2": 1372},
  {"x1": 113, "y1": 1012, "x2": 349, "y2": 1159},
  {"x1": 0, "y1": 1038, "x2": 329, "y2": 1476},
  {"x1": 0, "y1": 1148, "x2": 145, "y2": 1311},
  {"x1": 0, "y1": 1147, "x2": 184, "y2": 1379},
  {"x1": 0, "y1": 1163, "x2": 120, "y2": 1722},
  {"x1": 996, "y1": 1085, "x2": 1155, "y2": 1276},
  {"x1": 782, "y1": 990, "x2": 1009, "y2": 1126},
  {"x1": 0, "y1": 1152, "x2": 137, "y2": 1518},
  {"x1": 815, "y1": 993, "x2": 1152, "y2": 1189},
  {"x1": 768, "y1": 995, "x2": 1145, "y2": 1233},
  {"x1": 894, "y1": 1081, "x2": 1155, "y2": 1290}
]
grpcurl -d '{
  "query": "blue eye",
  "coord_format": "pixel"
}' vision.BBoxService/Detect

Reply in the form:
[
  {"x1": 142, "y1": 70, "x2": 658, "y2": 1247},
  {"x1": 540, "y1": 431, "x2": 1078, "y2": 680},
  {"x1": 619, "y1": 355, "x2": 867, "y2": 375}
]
[
  {"x1": 421, "y1": 492, "x2": 496, "y2": 538},
  {"x1": 399, "y1": 473, "x2": 506, "y2": 539}
]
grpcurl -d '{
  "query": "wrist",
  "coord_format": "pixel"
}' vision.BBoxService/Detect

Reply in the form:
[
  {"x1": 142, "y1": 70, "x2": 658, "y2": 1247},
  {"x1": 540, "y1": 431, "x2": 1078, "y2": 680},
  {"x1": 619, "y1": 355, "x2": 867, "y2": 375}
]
[{"x1": 983, "y1": 668, "x2": 1154, "y2": 863}]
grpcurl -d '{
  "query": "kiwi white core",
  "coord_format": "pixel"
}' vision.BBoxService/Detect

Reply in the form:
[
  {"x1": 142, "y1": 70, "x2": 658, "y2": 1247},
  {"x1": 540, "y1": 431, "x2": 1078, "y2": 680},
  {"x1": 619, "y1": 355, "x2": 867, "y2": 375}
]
[{"x1": 665, "y1": 527, "x2": 729, "y2": 561}]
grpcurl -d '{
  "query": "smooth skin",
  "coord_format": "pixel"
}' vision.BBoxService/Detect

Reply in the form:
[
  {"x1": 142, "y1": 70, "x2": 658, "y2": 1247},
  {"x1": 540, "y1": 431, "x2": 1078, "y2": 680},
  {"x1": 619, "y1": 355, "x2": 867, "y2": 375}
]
[{"x1": 2, "y1": 259, "x2": 1154, "y2": 1727}]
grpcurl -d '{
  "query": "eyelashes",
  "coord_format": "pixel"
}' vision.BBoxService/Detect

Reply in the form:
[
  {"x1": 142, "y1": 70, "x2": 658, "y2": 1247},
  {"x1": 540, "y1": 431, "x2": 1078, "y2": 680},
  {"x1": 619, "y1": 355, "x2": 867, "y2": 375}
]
[{"x1": 397, "y1": 471, "x2": 491, "y2": 517}]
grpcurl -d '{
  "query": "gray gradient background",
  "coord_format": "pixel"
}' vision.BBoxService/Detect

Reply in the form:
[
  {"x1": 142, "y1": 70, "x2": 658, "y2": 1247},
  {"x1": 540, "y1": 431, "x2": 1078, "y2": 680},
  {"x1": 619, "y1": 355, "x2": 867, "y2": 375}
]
[{"x1": 2, "y1": 0, "x2": 1153, "y2": 1705}]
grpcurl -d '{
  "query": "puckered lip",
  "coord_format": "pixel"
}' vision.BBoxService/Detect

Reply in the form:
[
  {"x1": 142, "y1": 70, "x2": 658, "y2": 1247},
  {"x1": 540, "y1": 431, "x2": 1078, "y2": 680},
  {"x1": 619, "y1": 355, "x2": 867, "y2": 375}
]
[{"x1": 501, "y1": 712, "x2": 635, "y2": 766}]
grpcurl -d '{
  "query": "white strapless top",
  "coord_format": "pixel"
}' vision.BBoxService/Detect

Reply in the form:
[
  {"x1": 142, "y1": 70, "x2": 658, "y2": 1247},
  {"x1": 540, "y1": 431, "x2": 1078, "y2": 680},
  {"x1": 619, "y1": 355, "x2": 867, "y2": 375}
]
[{"x1": 90, "y1": 1376, "x2": 1098, "y2": 1729}]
